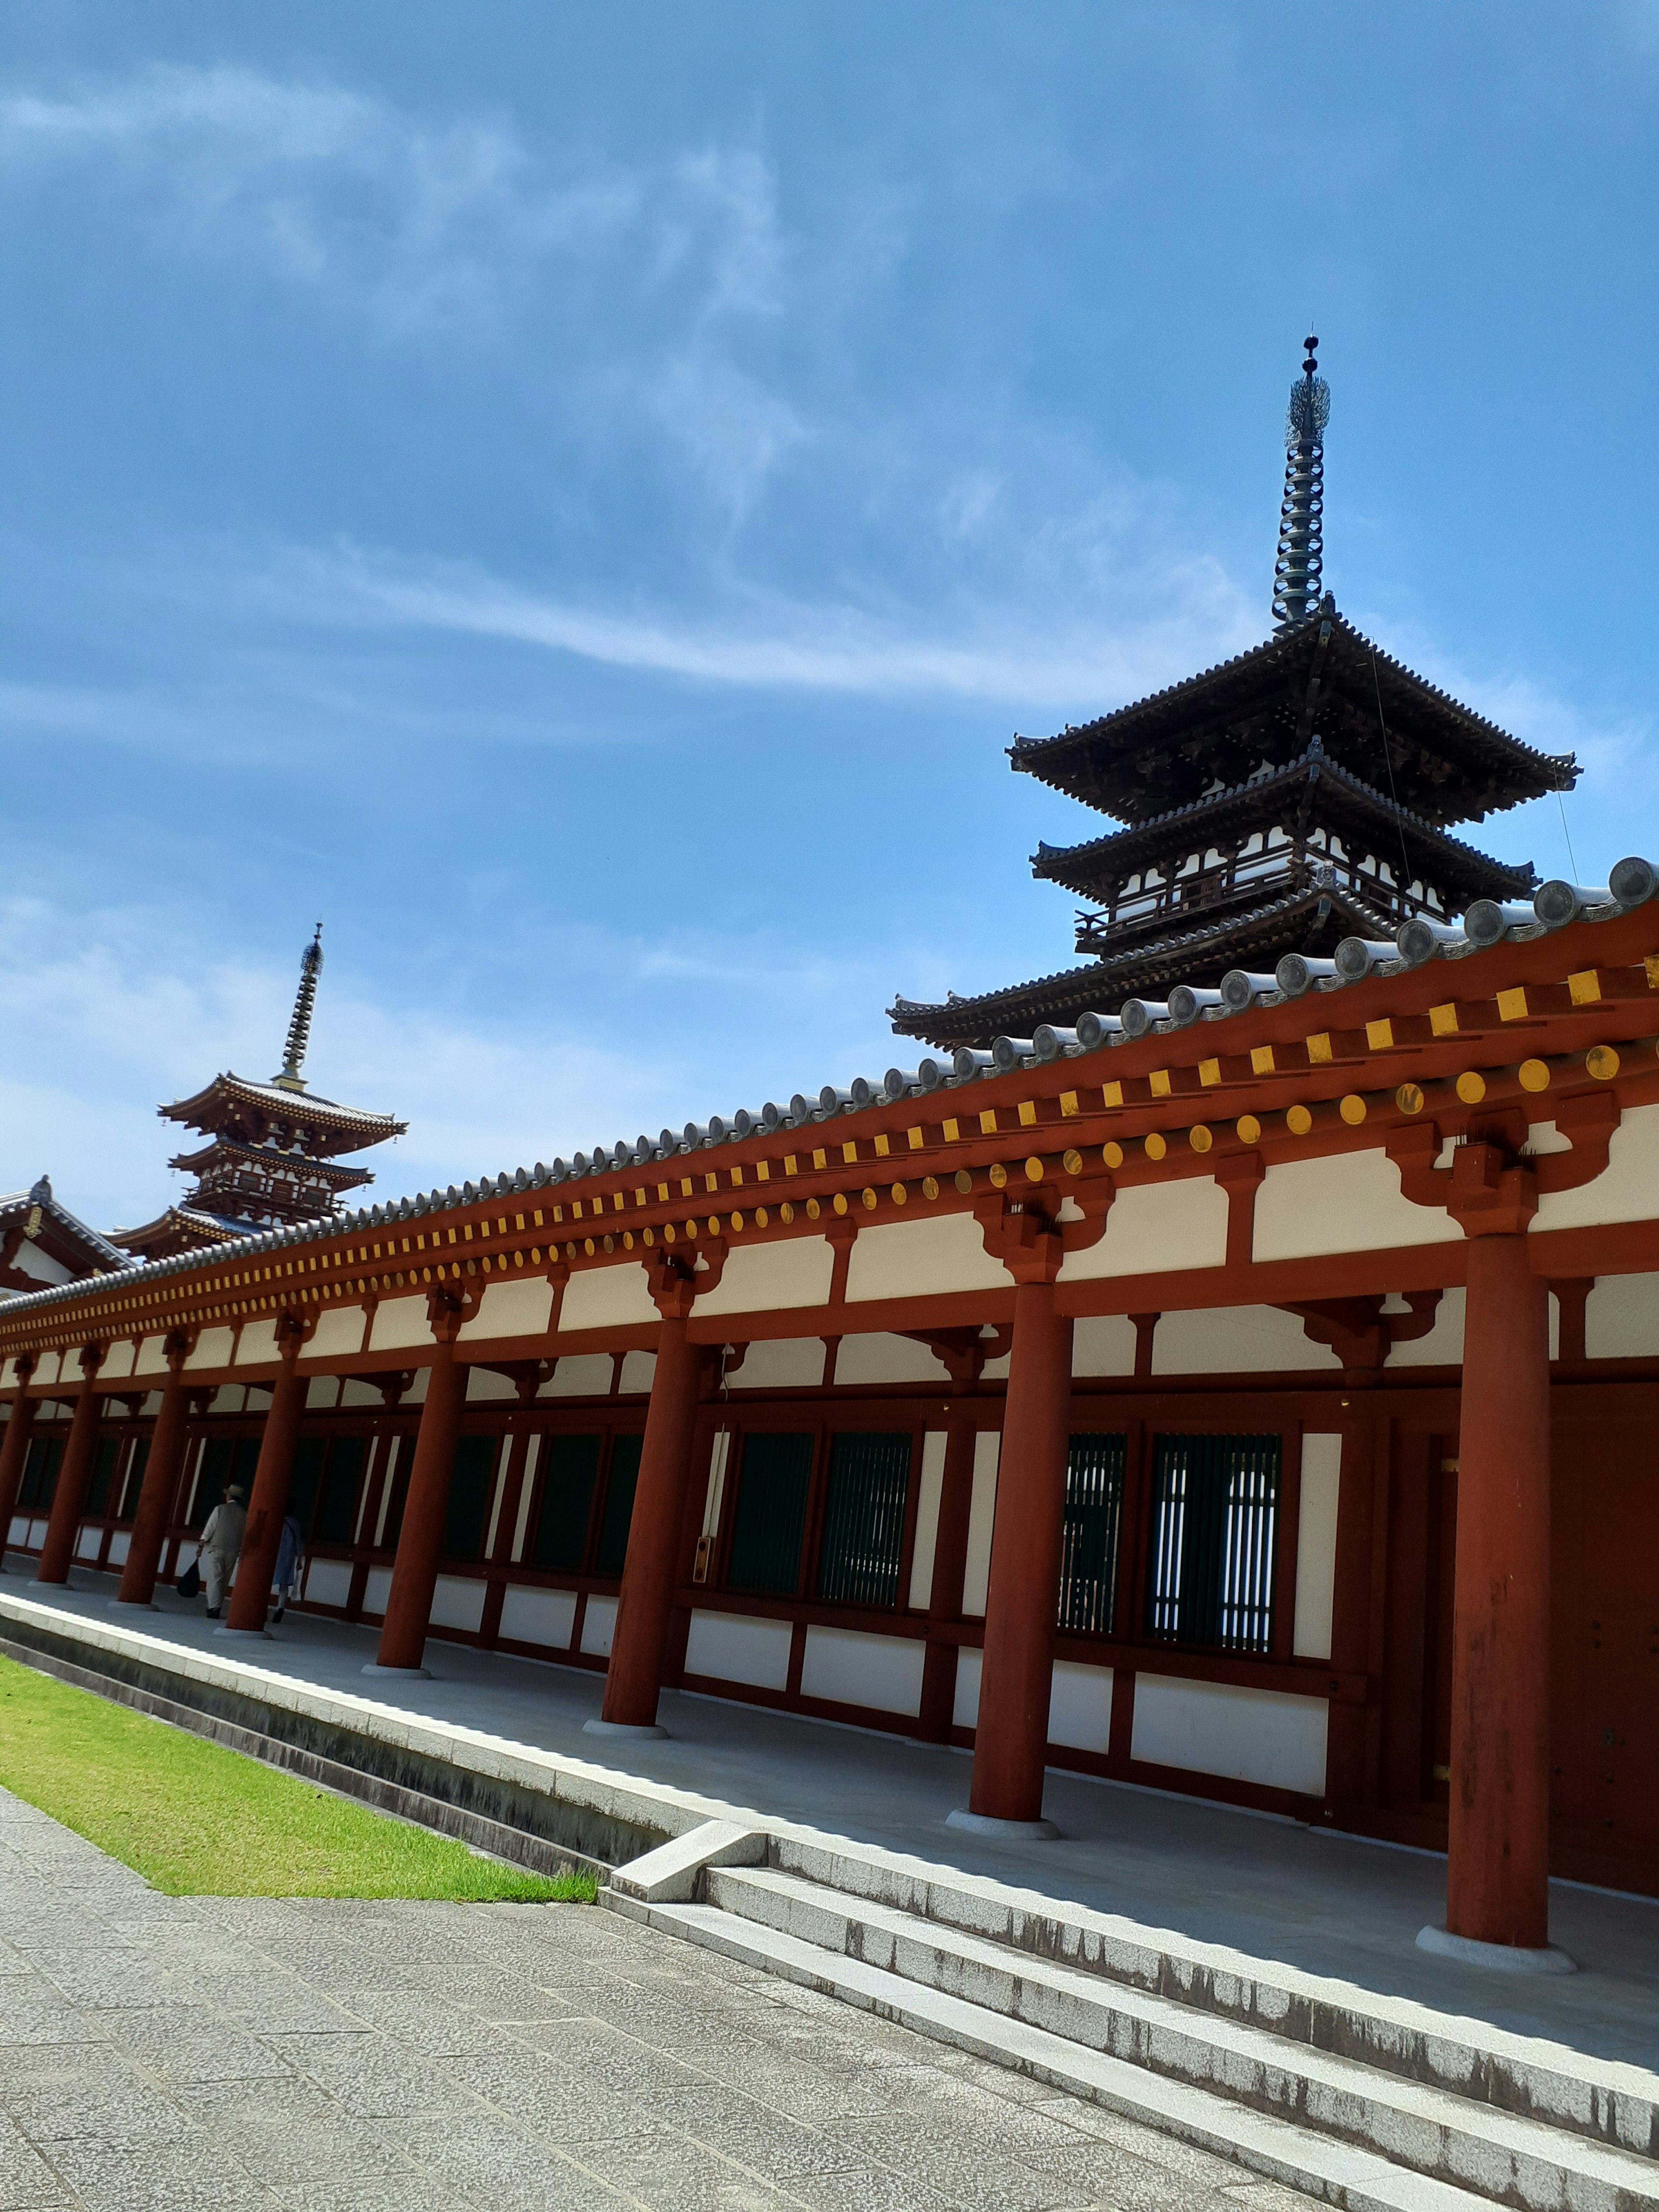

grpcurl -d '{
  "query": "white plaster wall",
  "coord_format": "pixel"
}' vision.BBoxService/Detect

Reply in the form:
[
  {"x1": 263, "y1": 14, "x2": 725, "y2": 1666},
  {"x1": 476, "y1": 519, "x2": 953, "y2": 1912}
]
[
  {"x1": 1132, "y1": 1675, "x2": 1328, "y2": 1796},
  {"x1": 305, "y1": 1308, "x2": 367, "y2": 1360},
  {"x1": 500, "y1": 1585, "x2": 577, "y2": 1649},
  {"x1": 833, "y1": 1334, "x2": 950, "y2": 1386},
  {"x1": 1533, "y1": 1102, "x2": 1659, "y2": 1232},
  {"x1": 684, "y1": 1609, "x2": 792, "y2": 1690},
  {"x1": 1049, "y1": 1661, "x2": 1113, "y2": 1753},
  {"x1": 953, "y1": 1646, "x2": 982, "y2": 1729},
  {"x1": 429, "y1": 1576, "x2": 486, "y2": 1633},
  {"x1": 306, "y1": 1377, "x2": 340, "y2": 1410},
  {"x1": 844, "y1": 1213, "x2": 1014, "y2": 1303},
  {"x1": 907, "y1": 1431, "x2": 947, "y2": 1609},
  {"x1": 6, "y1": 1516, "x2": 27, "y2": 1548},
  {"x1": 30, "y1": 1354, "x2": 62, "y2": 1387},
  {"x1": 1072, "y1": 1316, "x2": 1136, "y2": 1377},
  {"x1": 560, "y1": 1264, "x2": 658, "y2": 1332},
  {"x1": 620, "y1": 1351, "x2": 657, "y2": 1394},
  {"x1": 369, "y1": 1297, "x2": 431, "y2": 1353},
  {"x1": 1389, "y1": 1287, "x2": 1465, "y2": 1367},
  {"x1": 729, "y1": 1337, "x2": 825, "y2": 1390},
  {"x1": 509, "y1": 1437, "x2": 540, "y2": 1561},
  {"x1": 1060, "y1": 1177, "x2": 1227, "y2": 1281},
  {"x1": 340, "y1": 1380, "x2": 382, "y2": 1408},
  {"x1": 304, "y1": 1559, "x2": 353, "y2": 1608},
  {"x1": 184, "y1": 1327, "x2": 234, "y2": 1371},
  {"x1": 1254, "y1": 1150, "x2": 1462, "y2": 1262},
  {"x1": 696, "y1": 1237, "x2": 835, "y2": 1316},
  {"x1": 1293, "y1": 1433, "x2": 1342, "y2": 1662},
  {"x1": 74, "y1": 1527, "x2": 100, "y2": 1560},
  {"x1": 208, "y1": 1386, "x2": 247, "y2": 1415},
  {"x1": 460, "y1": 1276, "x2": 554, "y2": 1342},
  {"x1": 800, "y1": 1626, "x2": 925, "y2": 1715},
  {"x1": 233, "y1": 1319, "x2": 280, "y2": 1366},
  {"x1": 465, "y1": 1367, "x2": 518, "y2": 1402},
  {"x1": 1585, "y1": 1271, "x2": 1659, "y2": 1358},
  {"x1": 1153, "y1": 1306, "x2": 1338, "y2": 1376},
  {"x1": 100, "y1": 1342, "x2": 135, "y2": 1382},
  {"x1": 961, "y1": 1430, "x2": 1001, "y2": 1616},
  {"x1": 11, "y1": 1242, "x2": 67, "y2": 1285},
  {"x1": 404, "y1": 1367, "x2": 430, "y2": 1405},
  {"x1": 580, "y1": 1593, "x2": 618, "y2": 1656},
  {"x1": 546, "y1": 1354, "x2": 613, "y2": 1398},
  {"x1": 106, "y1": 1532, "x2": 130, "y2": 1567},
  {"x1": 362, "y1": 1566, "x2": 394, "y2": 1616}
]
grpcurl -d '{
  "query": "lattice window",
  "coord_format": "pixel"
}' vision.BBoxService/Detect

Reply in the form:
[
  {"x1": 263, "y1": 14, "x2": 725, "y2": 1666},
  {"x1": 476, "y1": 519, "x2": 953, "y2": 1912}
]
[
  {"x1": 816, "y1": 1433, "x2": 912, "y2": 1608},
  {"x1": 1058, "y1": 1433, "x2": 1126, "y2": 1635},
  {"x1": 533, "y1": 1434, "x2": 600, "y2": 1570},
  {"x1": 726, "y1": 1432, "x2": 813, "y2": 1597},
  {"x1": 18, "y1": 1436, "x2": 61, "y2": 1513},
  {"x1": 1146, "y1": 1433, "x2": 1280, "y2": 1653}
]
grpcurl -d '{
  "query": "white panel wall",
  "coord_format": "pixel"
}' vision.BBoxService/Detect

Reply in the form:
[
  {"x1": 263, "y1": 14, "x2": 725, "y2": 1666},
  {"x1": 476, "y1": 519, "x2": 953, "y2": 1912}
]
[
  {"x1": 465, "y1": 1367, "x2": 518, "y2": 1402},
  {"x1": 560, "y1": 1264, "x2": 658, "y2": 1331},
  {"x1": 907, "y1": 1432, "x2": 947, "y2": 1609},
  {"x1": 800, "y1": 1626, "x2": 924, "y2": 1715},
  {"x1": 306, "y1": 1308, "x2": 366, "y2": 1360},
  {"x1": 1254, "y1": 1150, "x2": 1462, "y2": 1261},
  {"x1": 305, "y1": 1378, "x2": 340, "y2": 1410},
  {"x1": 303, "y1": 1558, "x2": 353, "y2": 1608},
  {"x1": 73, "y1": 1527, "x2": 100, "y2": 1560},
  {"x1": 184, "y1": 1327, "x2": 234, "y2": 1370},
  {"x1": 1153, "y1": 1306, "x2": 1337, "y2": 1376},
  {"x1": 1059, "y1": 1177, "x2": 1227, "y2": 1281},
  {"x1": 961, "y1": 1430, "x2": 1000, "y2": 1616},
  {"x1": 620, "y1": 1351, "x2": 657, "y2": 1394},
  {"x1": 362, "y1": 1565, "x2": 394, "y2": 1616},
  {"x1": 1049, "y1": 1661, "x2": 1113, "y2": 1752},
  {"x1": 1389, "y1": 1287, "x2": 1465, "y2": 1367},
  {"x1": 369, "y1": 1297, "x2": 431, "y2": 1353},
  {"x1": 101, "y1": 1342, "x2": 135, "y2": 1381},
  {"x1": 1293, "y1": 1433, "x2": 1342, "y2": 1662},
  {"x1": 340, "y1": 1380, "x2": 382, "y2": 1408},
  {"x1": 833, "y1": 1334, "x2": 950, "y2": 1386},
  {"x1": 460, "y1": 1276, "x2": 555, "y2": 1341},
  {"x1": 234, "y1": 1320, "x2": 280, "y2": 1367},
  {"x1": 1072, "y1": 1316, "x2": 1136, "y2": 1377},
  {"x1": 952, "y1": 1646, "x2": 982, "y2": 1729},
  {"x1": 730, "y1": 1338, "x2": 825, "y2": 1390},
  {"x1": 546, "y1": 1354, "x2": 613, "y2": 1398},
  {"x1": 106, "y1": 1531, "x2": 130, "y2": 1567},
  {"x1": 1585, "y1": 1271, "x2": 1659, "y2": 1358},
  {"x1": 580, "y1": 1593, "x2": 618, "y2": 1656},
  {"x1": 1533, "y1": 1103, "x2": 1659, "y2": 1232},
  {"x1": 429, "y1": 1576, "x2": 486, "y2": 1633},
  {"x1": 696, "y1": 1237, "x2": 835, "y2": 1316},
  {"x1": 1132, "y1": 1676, "x2": 1328, "y2": 1796},
  {"x1": 684, "y1": 1609, "x2": 792, "y2": 1690},
  {"x1": 844, "y1": 1214, "x2": 1014, "y2": 1302},
  {"x1": 499, "y1": 1585, "x2": 577, "y2": 1649}
]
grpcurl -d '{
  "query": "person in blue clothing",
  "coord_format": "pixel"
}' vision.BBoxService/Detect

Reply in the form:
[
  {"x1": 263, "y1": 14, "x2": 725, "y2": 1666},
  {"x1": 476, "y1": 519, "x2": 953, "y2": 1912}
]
[{"x1": 270, "y1": 1508, "x2": 305, "y2": 1625}]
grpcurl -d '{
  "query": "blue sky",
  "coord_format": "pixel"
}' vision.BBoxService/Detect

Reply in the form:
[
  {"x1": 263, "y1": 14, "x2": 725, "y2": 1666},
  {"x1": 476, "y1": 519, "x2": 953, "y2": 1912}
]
[{"x1": 4, "y1": 3, "x2": 1659, "y2": 1231}]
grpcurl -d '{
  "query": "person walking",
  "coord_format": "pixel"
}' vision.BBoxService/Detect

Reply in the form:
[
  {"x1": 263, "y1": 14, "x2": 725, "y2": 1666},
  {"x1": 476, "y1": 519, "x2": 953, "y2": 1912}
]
[
  {"x1": 271, "y1": 1507, "x2": 305, "y2": 1625},
  {"x1": 198, "y1": 1483, "x2": 246, "y2": 1620}
]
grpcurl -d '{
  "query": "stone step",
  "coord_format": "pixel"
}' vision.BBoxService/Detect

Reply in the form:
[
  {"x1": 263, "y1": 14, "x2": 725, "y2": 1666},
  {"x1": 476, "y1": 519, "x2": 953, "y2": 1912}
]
[
  {"x1": 765, "y1": 1829, "x2": 1659, "y2": 2162},
  {"x1": 697, "y1": 1865, "x2": 1655, "y2": 2212},
  {"x1": 611, "y1": 1889, "x2": 1492, "y2": 2212}
]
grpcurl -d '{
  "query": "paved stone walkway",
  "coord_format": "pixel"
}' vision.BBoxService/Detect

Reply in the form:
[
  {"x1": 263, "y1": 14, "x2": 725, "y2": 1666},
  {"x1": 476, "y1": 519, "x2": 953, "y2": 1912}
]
[{"x1": 0, "y1": 1787, "x2": 1317, "y2": 2212}]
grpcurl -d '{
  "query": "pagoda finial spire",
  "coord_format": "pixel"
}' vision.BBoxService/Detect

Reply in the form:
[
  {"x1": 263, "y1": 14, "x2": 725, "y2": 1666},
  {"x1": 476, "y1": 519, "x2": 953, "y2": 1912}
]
[
  {"x1": 1271, "y1": 333, "x2": 1331, "y2": 632},
  {"x1": 272, "y1": 925, "x2": 324, "y2": 1093}
]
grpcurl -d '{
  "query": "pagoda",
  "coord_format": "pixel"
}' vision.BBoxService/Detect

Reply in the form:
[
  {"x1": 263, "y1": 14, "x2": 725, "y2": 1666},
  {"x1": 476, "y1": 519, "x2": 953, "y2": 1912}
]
[
  {"x1": 113, "y1": 931, "x2": 407, "y2": 1262},
  {"x1": 890, "y1": 339, "x2": 1578, "y2": 1052}
]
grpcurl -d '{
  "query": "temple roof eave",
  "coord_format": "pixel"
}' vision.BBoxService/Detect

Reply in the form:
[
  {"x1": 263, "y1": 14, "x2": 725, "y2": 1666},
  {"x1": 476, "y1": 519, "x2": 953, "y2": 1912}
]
[{"x1": 159, "y1": 1072, "x2": 407, "y2": 1153}]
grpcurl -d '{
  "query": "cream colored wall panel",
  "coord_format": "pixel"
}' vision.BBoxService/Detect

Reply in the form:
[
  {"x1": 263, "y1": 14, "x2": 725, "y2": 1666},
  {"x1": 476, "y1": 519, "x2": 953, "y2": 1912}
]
[
  {"x1": 961, "y1": 1430, "x2": 1001, "y2": 1616},
  {"x1": 305, "y1": 1308, "x2": 368, "y2": 1360},
  {"x1": 907, "y1": 1431, "x2": 948, "y2": 1610},
  {"x1": 368, "y1": 1296, "x2": 431, "y2": 1353},
  {"x1": 6, "y1": 1516, "x2": 26, "y2": 1547},
  {"x1": 74, "y1": 1526, "x2": 101, "y2": 1560},
  {"x1": 184, "y1": 1327, "x2": 234, "y2": 1372},
  {"x1": 580, "y1": 1593, "x2": 618, "y2": 1656},
  {"x1": 100, "y1": 1341, "x2": 135, "y2": 1382},
  {"x1": 1073, "y1": 1315, "x2": 1136, "y2": 1377},
  {"x1": 1153, "y1": 1306, "x2": 1337, "y2": 1376},
  {"x1": 362, "y1": 1565, "x2": 394, "y2": 1617},
  {"x1": 1132, "y1": 1675, "x2": 1328, "y2": 1796},
  {"x1": 1293, "y1": 1433, "x2": 1342, "y2": 1662},
  {"x1": 339, "y1": 1379, "x2": 382, "y2": 1408},
  {"x1": 499, "y1": 1585, "x2": 577, "y2": 1649},
  {"x1": 1388, "y1": 1287, "x2": 1465, "y2": 1367},
  {"x1": 459, "y1": 1276, "x2": 555, "y2": 1343},
  {"x1": 559, "y1": 1263, "x2": 658, "y2": 1332},
  {"x1": 953, "y1": 1646, "x2": 982, "y2": 1730},
  {"x1": 232, "y1": 1319, "x2": 280, "y2": 1366},
  {"x1": 404, "y1": 1367, "x2": 430, "y2": 1404},
  {"x1": 30, "y1": 1353, "x2": 63, "y2": 1387},
  {"x1": 1533, "y1": 1102, "x2": 1659, "y2": 1232},
  {"x1": 464, "y1": 1367, "x2": 517, "y2": 1402},
  {"x1": 305, "y1": 1377, "x2": 340, "y2": 1410},
  {"x1": 845, "y1": 1213, "x2": 1014, "y2": 1303},
  {"x1": 429, "y1": 1575, "x2": 486, "y2": 1634},
  {"x1": 684, "y1": 1609, "x2": 792, "y2": 1691},
  {"x1": 620, "y1": 1350, "x2": 657, "y2": 1394},
  {"x1": 1585, "y1": 1271, "x2": 1659, "y2": 1358},
  {"x1": 546, "y1": 1353, "x2": 613, "y2": 1398},
  {"x1": 1060, "y1": 1177, "x2": 1227, "y2": 1282},
  {"x1": 208, "y1": 1386, "x2": 247, "y2": 1414},
  {"x1": 106, "y1": 1531, "x2": 130, "y2": 1567},
  {"x1": 729, "y1": 1337, "x2": 825, "y2": 1390},
  {"x1": 1254, "y1": 1150, "x2": 1461, "y2": 1262},
  {"x1": 800, "y1": 1626, "x2": 924, "y2": 1715},
  {"x1": 1049, "y1": 1661, "x2": 1114, "y2": 1753},
  {"x1": 834, "y1": 1333, "x2": 950, "y2": 1386},
  {"x1": 303, "y1": 1558, "x2": 353, "y2": 1608},
  {"x1": 696, "y1": 1236, "x2": 835, "y2": 1316}
]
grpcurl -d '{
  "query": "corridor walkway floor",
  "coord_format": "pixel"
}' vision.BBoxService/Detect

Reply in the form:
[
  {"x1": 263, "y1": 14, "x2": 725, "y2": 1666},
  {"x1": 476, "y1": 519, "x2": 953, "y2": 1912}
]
[{"x1": 5, "y1": 1560, "x2": 1656, "y2": 2078}]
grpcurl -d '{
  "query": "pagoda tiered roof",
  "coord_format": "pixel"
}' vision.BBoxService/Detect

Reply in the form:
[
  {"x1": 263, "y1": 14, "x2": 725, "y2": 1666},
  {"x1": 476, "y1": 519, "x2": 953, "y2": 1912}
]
[
  {"x1": 1010, "y1": 608, "x2": 1575, "y2": 827},
  {"x1": 160, "y1": 1073, "x2": 405, "y2": 1156}
]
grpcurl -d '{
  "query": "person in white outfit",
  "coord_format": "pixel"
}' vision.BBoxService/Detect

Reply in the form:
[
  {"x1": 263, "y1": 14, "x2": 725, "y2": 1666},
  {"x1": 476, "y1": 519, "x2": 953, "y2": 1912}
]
[{"x1": 199, "y1": 1484, "x2": 247, "y2": 1619}]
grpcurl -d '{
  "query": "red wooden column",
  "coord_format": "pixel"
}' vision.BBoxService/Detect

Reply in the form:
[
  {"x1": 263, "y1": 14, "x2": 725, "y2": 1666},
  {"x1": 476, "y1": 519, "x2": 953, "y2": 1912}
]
[
  {"x1": 1424, "y1": 1143, "x2": 1567, "y2": 1966},
  {"x1": 593, "y1": 1253, "x2": 706, "y2": 1736},
  {"x1": 0, "y1": 1357, "x2": 39, "y2": 1560},
  {"x1": 956, "y1": 1208, "x2": 1071, "y2": 1835},
  {"x1": 224, "y1": 1318, "x2": 309, "y2": 1635},
  {"x1": 115, "y1": 1333, "x2": 194, "y2": 1607},
  {"x1": 35, "y1": 1345, "x2": 107, "y2": 1585},
  {"x1": 372, "y1": 1291, "x2": 468, "y2": 1676}
]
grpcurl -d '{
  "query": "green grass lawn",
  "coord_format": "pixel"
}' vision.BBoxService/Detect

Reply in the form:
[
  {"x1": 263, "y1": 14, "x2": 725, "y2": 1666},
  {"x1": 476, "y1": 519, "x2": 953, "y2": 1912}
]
[{"x1": 0, "y1": 1656, "x2": 597, "y2": 1902}]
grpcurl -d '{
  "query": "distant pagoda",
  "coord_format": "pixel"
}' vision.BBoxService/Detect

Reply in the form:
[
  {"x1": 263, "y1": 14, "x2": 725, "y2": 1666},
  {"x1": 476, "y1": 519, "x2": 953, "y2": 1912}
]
[
  {"x1": 890, "y1": 338, "x2": 1578, "y2": 1052},
  {"x1": 113, "y1": 930, "x2": 407, "y2": 1262}
]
